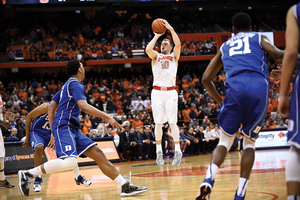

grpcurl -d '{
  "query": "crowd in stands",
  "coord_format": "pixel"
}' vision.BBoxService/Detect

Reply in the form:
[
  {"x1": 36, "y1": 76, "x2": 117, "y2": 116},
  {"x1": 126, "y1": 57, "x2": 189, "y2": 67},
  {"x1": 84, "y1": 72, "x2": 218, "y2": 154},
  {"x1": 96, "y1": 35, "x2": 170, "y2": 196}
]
[
  {"x1": 5, "y1": 33, "x2": 216, "y2": 62},
  {"x1": 0, "y1": 57, "x2": 291, "y2": 160}
]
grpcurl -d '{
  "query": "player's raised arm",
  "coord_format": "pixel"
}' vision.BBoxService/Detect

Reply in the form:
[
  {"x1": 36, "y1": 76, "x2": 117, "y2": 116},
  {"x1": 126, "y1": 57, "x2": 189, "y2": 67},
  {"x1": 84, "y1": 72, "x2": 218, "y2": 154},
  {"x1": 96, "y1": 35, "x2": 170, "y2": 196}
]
[
  {"x1": 261, "y1": 34, "x2": 284, "y2": 61},
  {"x1": 201, "y1": 50, "x2": 223, "y2": 105},
  {"x1": 23, "y1": 103, "x2": 49, "y2": 149},
  {"x1": 145, "y1": 33, "x2": 162, "y2": 60},
  {"x1": 162, "y1": 20, "x2": 181, "y2": 61}
]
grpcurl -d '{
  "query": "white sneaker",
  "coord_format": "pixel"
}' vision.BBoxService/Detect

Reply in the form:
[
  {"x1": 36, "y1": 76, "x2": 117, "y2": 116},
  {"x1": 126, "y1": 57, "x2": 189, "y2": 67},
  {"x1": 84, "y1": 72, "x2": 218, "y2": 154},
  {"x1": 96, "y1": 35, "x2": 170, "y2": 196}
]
[
  {"x1": 82, "y1": 179, "x2": 92, "y2": 187},
  {"x1": 172, "y1": 151, "x2": 182, "y2": 165},
  {"x1": 33, "y1": 177, "x2": 42, "y2": 192},
  {"x1": 75, "y1": 175, "x2": 92, "y2": 187},
  {"x1": 33, "y1": 183, "x2": 41, "y2": 192},
  {"x1": 156, "y1": 151, "x2": 164, "y2": 165}
]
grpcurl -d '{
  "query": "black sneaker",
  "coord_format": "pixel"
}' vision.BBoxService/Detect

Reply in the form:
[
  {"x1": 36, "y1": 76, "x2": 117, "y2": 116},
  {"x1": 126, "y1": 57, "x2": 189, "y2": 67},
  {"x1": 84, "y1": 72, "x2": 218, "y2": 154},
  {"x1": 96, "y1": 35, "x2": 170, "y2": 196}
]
[
  {"x1": 18, "y1": 170, "x2": 34, "y2": 196},
  {"x1": 0, "y1": 179, "x2": 15, "y2": 188},
  {"x1": 75, "y1": 175, "x2": 92, "y2": 187},
  {"x1": 120, "y1": 180, "x2": 148, "y2": 197}
]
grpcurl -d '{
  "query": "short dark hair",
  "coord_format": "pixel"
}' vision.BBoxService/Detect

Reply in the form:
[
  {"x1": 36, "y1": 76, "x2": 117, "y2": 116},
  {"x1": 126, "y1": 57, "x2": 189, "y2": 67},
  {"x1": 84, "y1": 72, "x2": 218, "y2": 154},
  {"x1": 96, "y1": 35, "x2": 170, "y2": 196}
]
[
  {"x1": 232, "y1": 12, "x2": 251, "y2": 31},
  {"x1": 66, "y1": 59, "x2": 81, "y2": 77}
]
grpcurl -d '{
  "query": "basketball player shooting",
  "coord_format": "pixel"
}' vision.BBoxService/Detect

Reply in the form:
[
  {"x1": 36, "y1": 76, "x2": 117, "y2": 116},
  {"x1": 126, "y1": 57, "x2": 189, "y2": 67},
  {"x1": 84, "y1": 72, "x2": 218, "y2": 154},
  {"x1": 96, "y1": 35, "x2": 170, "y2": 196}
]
[{"x1": 145, "y1": 19, "x2": 182, "y2": 166}]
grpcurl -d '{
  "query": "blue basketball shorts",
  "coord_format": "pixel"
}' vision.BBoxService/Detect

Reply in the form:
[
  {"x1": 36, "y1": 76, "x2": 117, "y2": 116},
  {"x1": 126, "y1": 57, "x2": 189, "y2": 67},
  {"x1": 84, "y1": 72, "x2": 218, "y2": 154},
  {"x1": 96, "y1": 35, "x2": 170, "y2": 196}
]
[
  {"x1": 53, "y1": 123, "x2": 96, "y2": 159},
  {"x1": 218, "y1": 72, "x2": 269, "y2": 141},
  {"x1": 30, "y1": 131, "x2": 51, "y2": 153},
  {"x1": 287, "y1": 71, "x2": 300, "y2": 149}
]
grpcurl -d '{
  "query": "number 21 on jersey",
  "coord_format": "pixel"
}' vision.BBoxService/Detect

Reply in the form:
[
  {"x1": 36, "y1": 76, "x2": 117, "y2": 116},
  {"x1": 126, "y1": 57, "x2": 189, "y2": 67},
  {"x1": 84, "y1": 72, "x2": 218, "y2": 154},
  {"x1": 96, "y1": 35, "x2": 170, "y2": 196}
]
[{"x1": 229, "y1": 37, "x2": 251, "y2": 57}]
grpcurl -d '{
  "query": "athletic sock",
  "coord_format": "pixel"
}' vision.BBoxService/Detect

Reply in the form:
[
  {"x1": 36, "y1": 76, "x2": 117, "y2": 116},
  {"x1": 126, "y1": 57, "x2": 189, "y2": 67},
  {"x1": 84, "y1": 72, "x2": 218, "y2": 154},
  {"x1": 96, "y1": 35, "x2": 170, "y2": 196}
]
[
  {"x1": 28, "y1": 166, "x2": 43, "y2": 177},
  {"x1": 236, "y1": 177, "x2": 248, "y2": 197},
  {"x1": 175, "y1": 144, "x2": 180, "y2": 152},
  {"x1": 205, "y1": 163, "x2": 219, "y2": 181},
  {"x1": 73, "y1": 165, "x2": 80, "y2": 179},
  {"x1": 114, "y1": 174, "x2": 127, "y2": 187},
  {"x1": 156, "y1": 144, "x2": 162, "y2": 153}
]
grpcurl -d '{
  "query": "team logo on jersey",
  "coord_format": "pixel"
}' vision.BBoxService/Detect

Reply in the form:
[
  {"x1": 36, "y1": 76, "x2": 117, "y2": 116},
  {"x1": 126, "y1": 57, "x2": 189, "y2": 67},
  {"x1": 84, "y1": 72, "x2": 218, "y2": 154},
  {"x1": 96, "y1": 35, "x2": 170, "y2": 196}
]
[
  {"x1": 39, "y1": 0, "x2": 49, "y2": 3},
  {"x1": 65, "y1": 145, "x2": 72, "y2": 151},
  {"x1": 158, "y1": 55, "x2": 173, "y2": 62}
]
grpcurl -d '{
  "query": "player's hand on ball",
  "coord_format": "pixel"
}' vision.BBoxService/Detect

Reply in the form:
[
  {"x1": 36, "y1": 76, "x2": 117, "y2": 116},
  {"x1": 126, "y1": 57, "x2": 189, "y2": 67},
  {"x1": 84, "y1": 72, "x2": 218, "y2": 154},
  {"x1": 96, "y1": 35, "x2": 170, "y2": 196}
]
[
  {"x1": 162, "y1": 20, "x2": 173, "y2": 30},
  {"x1": 154, "y1": 32, "x2": 164, "y2": 37}
]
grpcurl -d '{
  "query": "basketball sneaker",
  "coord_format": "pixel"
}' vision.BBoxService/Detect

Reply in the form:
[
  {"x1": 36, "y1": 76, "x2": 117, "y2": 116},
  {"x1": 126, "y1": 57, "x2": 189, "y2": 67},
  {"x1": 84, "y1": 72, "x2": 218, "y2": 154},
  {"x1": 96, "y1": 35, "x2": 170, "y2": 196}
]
[
  {"x1": 75, "y1": 175, "x2": 92, "y2": 187},
  {"x1": 234, "y1": 189, "x2": 246, "y2": 200},
  {"x1": 120, "y1": 180, "x2": 148, "y2": 197},
  {"x1": 0, "y1": 179, "x2": 15, "y2": 188},
  {"x1": 33, "y1": 177, "x2": 43, "y2": 192},
  {"x1": 172, "y1": 151, "x2": 182, "y2": 165},
  {"x1": 18, "y1": 170, "x2": 35, "y2": 196},
  {"x1": 156, "y1": 151, "x2": 164, "y2": 165},
  {"x1": 196, "y1": 178, "x2": 215, "y2": 200}
]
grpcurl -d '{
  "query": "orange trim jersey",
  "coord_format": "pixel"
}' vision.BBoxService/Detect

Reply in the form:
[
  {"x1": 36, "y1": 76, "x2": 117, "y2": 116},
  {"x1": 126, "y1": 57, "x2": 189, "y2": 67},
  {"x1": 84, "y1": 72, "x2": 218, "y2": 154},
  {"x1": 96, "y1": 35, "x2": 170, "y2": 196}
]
[{"x1": 152, "y1": 53, "x2": 177, "y2": 87}]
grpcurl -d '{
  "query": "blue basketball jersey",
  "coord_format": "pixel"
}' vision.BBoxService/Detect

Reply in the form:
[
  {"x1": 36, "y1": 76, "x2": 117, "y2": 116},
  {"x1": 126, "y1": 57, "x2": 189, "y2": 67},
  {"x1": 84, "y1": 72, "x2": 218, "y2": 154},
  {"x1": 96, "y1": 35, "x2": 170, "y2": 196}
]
[
  {"x1": 52, "y1": 78, "x2": 86, "y2": 127},
  {"x1": 31, "y1": 102, "x2": 51, "y2": 135},
  {"x1": 220, "y1": 32, "x2": 268, "y2": 80}
]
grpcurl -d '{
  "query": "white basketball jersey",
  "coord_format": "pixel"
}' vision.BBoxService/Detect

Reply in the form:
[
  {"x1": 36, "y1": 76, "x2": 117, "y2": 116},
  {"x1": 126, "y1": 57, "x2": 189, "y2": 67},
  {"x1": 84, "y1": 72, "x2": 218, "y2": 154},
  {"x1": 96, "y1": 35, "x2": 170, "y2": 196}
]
[
  {"x1": 0, "y1": 95, "x2": 3, "y2": 121},
  {"x1": 152, "y1": 52, "x2": 177, "y2": 87}
]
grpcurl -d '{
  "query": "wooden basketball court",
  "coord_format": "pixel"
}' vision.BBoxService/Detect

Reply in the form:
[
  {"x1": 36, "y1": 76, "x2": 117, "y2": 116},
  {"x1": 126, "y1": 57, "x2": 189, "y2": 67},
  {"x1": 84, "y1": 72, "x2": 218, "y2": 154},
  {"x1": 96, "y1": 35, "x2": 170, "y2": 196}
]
[{"x1": 1, "y1": 148, "x2": 288, "y2": 200}]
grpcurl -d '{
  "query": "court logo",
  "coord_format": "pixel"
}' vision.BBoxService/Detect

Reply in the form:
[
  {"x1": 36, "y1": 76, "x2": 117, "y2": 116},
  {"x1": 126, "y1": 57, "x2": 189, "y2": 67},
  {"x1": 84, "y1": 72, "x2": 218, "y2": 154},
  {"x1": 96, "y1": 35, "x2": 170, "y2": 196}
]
[{"x1": 65, "y1": 145, "x2": 72, "y2": 151}]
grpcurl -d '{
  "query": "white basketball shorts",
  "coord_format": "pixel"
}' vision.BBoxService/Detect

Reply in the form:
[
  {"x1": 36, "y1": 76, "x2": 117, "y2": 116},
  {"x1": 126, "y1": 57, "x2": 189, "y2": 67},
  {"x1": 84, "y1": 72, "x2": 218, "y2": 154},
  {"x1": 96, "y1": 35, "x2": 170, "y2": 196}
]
[{"x1": 151, "y1": 89, "x2": 178, "y2": 124}]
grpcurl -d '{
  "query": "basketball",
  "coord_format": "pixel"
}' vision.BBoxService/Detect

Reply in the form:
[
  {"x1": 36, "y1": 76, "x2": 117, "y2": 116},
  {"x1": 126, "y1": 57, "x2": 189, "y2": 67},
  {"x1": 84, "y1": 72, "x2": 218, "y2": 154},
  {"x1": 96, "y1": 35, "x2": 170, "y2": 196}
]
[{"x1": 152, "y1": 18, "x2": 167, "y2": 34}]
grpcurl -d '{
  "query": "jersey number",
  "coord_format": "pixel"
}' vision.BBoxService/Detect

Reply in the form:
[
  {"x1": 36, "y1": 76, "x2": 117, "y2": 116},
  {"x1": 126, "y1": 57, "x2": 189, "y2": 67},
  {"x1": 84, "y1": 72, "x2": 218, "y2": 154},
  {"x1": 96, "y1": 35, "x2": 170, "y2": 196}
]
[
  {"x1": 42, "y1": 116, "x2": 50, "y2": 130},
  {"x1": 161, "y1": 61, "x2": 169, "y2": 69},
  {"x1": 229, "y1": 37, "x2": 251, "y2": 57}
]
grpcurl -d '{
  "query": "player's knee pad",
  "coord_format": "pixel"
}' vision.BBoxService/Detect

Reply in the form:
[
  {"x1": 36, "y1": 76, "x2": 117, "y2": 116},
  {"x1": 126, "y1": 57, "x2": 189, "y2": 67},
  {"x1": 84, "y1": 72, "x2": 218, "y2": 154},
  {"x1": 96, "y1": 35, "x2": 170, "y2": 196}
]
[
  {"x1": 243, "y1": 137, "x2": 255, "y2": 150},
  {"x1": 217, "y1": 132, "x2": 235, "y2": 151},
  {"x1": 286, "y1": 147, "x2": 300, "y2": 182},
  {"x1": 0, "y1": 157, "x2": 4, "y2": 171},
  {"x1": 63, "y1": 157, "x2": 77, "y2": 170}
]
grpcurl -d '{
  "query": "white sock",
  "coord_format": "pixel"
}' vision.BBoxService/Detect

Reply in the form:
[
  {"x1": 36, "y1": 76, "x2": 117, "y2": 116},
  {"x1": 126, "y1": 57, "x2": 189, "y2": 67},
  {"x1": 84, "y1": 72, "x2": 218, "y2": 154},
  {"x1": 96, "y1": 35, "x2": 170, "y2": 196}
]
[
  {"x1": 73, "y1": 165, "x2": 80, "y2": 179},
  {"x1": 205, "y1": 163, "x2": 219, "y2": 180},
  {"x1": 175, "y1": 144, "x2": 180, "y2": 152},
  {"x1": 28, "y1": 166, "x2": 43, "y2": 177},
  {"x1": 0, "y1": 171, "x2": 5, "y2": 181},
  {"x1": 237, "y1": 177, "x2": 248, "y2": 197},
  {"x1": 288, "y1": 196, "x2": 300, "y2": 200},
  {"x1": 113, "y1": 174, "x2": 127, "y2": 186},
  {"x1": 156, "y1": 144, "x2": 162, "y2": 153}
]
